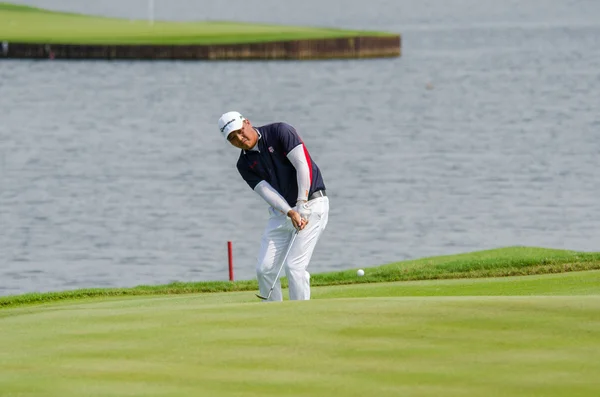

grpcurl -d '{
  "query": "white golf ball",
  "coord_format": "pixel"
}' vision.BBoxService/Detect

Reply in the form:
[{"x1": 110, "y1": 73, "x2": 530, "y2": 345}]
[{"x1": 357, "y1": 269, "x2": 365, "y2": 277}]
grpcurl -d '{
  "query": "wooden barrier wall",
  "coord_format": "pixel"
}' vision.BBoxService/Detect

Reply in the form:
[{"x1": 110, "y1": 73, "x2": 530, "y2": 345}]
[{"x1": 0, "y1": 36, "x2": 401, "y2": 60}]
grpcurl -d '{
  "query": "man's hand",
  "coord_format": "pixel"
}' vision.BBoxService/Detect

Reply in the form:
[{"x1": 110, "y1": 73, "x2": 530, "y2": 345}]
[
  {"x1": 287, "y1": 209, "x2": 306, "y2": 230},
  {"x1": 296, "y1": 201, "x2": 311, "y2": 221},
  {"x1": 287, "y1": 202, "x2": 310, "y2": 231}
]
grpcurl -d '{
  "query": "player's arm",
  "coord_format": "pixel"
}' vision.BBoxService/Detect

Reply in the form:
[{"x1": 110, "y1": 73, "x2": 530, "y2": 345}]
[
  {"x1": 286, "y1": 144, "x2": 311, "y2": 203},
  {"x1": 237, "y1": 162, "x2": 291, "y2": 214},
  {"x1": 253, "y1": 181, "x2": 292, "y2": 215},
  {"x1": 255, "y1": 181, "x2": 305, "y2": 230},
  {"x1": 277, "y1": 123, "x2": 312, "y2": 203},
  {"x1": 278, "y1": 123, "x2": 312, "y2": 227},
  {"x1": 238, "y1": 157, "x2": 305, "y2": 230}
]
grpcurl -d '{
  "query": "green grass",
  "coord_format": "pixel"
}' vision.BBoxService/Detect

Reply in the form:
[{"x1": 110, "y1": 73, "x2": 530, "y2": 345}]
[
  {"x1": 1, "y1": 271, "x2": 599, "y2": 397},
  {"x1": 2, "y1": 246, "x2": 599, "y2": 308},
  {"x1": 0, "y1": 2, "x2": 397, "y2": 45},
  {"x1": 1, "y1": 248, "x2": 599, "y2": 396}
]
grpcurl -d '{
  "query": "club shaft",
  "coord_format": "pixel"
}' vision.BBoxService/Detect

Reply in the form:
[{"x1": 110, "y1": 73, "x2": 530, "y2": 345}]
[{"x1": 265, "y1": 230, "x2": 299, "y2": 298}]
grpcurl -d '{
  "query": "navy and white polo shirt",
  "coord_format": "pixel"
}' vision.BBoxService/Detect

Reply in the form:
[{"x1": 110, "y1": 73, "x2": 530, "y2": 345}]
[{"x1": 236, "y1": 122, "x2": 325, "y2": 207}]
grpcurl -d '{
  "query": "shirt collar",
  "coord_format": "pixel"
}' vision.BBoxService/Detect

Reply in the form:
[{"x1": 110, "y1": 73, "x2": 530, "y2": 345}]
[{"x1": 243, "y1": 128, "x2": 262, "y2": 154}]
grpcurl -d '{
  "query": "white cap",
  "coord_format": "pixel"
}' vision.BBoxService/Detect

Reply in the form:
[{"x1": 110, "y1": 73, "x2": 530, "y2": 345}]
[{"x1": 218, "y1": 111, "x2": 245, "y2": 140}]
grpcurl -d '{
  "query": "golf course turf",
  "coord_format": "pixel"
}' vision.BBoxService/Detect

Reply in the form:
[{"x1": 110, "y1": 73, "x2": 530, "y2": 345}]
[
  {"x1": 1, "y1": 247, "x2": 599, "y2": 396},
  {"x1": 0, "y1": 3, "x2": 396, "y2": 45},
  {"x1": 0, "y1": 3, "x2": 401, "y2": 60}
]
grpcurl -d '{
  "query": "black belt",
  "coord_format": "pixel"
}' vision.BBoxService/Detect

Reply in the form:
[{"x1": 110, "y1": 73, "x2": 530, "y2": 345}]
[{"x1": 309, "y1": 190, "x2": 326, "y2": 201}]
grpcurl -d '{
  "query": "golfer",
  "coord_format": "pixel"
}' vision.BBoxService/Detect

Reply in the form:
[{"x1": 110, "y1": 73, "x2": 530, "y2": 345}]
[{"x1": 218, "y1": 111, "x2": 329, "y2": 301}]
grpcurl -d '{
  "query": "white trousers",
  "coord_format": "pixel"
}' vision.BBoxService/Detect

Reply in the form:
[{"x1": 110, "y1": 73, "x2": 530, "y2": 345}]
[{"x1": 256, "y1": 196, "x2": 329, "y2": 301}]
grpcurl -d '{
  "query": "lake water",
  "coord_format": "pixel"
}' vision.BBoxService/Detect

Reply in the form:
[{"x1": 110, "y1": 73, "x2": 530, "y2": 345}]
[{"x1": 1, "y1": 0, "x2": 599, "y2": 296}]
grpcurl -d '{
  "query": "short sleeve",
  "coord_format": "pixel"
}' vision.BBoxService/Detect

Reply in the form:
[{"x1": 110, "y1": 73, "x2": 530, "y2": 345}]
[
  {"x1": 237, "y1": 160, "x2": 263, "y2": 190},
  {"x1": 277, "y1": 123, "x2": 303, "y2": 154}
]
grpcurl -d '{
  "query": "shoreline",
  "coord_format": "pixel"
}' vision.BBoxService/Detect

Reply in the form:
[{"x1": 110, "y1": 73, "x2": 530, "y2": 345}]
[
  {"x1": 2, "y1": 247, "x2": 599, "y2": 308},
  {"x1": 0, "y1": 36, "x2": 401, "y2": 60}
]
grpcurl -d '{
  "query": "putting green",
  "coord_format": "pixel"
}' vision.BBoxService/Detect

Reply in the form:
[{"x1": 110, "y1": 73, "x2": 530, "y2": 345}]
[
  {"x1": 1, "y1": 271, "x2": 599, "y2": 397},
  {"x1": 0, "y1": 3, "x2": 396, "y2": 45}
]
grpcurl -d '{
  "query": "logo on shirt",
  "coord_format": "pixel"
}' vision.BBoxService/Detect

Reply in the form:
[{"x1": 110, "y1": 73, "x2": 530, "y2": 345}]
[
  {"x1": 268, "y1": 146, "x2": 275, "y2": 153},
  {"x1": 249, "y1": 160, "x2": 258, "y2": 170}
]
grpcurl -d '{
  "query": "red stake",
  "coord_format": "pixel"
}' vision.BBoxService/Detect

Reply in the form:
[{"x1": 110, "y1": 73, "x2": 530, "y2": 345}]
[{"x1": 227, "y1": 241, "x2": 234, "y2": 281}]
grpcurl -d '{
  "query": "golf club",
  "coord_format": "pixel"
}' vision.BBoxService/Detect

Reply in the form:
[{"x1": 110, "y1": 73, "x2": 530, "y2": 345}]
[{"x1": 256, "y1": 229, "x2": 299, "y2": 300}]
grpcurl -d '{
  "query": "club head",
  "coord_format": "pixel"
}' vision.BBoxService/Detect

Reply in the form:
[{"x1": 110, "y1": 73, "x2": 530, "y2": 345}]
[{"x1": 255, "y1": 294, "x2": 268, "y2": 300}]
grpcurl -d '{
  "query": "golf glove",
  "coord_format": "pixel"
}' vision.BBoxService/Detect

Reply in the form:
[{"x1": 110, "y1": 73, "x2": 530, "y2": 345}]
[{"x1": 296, "y1": 201, "x2": 312, "y2": 221}]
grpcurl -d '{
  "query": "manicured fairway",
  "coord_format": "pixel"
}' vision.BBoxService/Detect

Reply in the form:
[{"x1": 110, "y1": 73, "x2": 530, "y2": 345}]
[
  {"x1": 315, "y1": 269, "x2": 600, "y2": 298},
  {"x1": 0, "y1": 3, "x2": 395, "y2": 45},
  {"x1": 1, "y1": 271, "x2": 599, "y2": 397}
]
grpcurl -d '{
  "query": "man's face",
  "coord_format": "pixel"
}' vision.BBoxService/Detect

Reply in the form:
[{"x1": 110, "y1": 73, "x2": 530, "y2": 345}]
[{"x1": 226, "y1": 120, "x2": 258, "y2": 150}]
